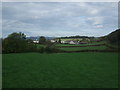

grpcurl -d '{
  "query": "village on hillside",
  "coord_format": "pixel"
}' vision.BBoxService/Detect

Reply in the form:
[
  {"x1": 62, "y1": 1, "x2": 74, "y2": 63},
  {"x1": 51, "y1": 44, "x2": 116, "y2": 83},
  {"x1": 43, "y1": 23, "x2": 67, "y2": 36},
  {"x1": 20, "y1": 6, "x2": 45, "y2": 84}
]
[{"x1": 32, "y1": 36, "x2": 100, "y2": 45}]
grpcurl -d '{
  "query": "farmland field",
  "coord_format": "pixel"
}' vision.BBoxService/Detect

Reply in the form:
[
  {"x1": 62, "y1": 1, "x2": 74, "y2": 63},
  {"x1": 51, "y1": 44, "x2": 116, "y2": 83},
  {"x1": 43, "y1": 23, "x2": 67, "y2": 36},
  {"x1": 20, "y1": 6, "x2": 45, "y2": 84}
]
[
  {"x1": 2, "y1": 52, "x2": 118, "y2": 88},
  {"x1": 36, "y1": 44, "x2": 45, "y2": 49},
  {"x1": 60, "y1": 38, "x2": 83, "y2": 41},
  {"x1": 56, "y1": 41, "x2": 105, "y2": 47},
  {"x1": 59, "y1": 46, "x2": 108, "y2": 51}
]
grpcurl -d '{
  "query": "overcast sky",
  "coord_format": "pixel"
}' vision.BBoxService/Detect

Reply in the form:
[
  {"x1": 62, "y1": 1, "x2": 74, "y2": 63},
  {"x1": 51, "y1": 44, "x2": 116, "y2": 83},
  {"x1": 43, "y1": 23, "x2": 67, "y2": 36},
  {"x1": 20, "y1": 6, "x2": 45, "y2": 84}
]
[{"x1": 2, "y1": 2, "x2": 118, "y2": 37}]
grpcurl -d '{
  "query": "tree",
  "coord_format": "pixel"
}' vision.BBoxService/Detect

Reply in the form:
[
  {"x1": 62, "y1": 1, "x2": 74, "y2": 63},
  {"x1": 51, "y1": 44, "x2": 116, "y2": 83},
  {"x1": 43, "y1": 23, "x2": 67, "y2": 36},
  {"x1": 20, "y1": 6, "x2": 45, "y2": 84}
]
[
  {"x1": 106, "y1": 29, "x2": 120, "y2": 45},
  {"x1": 0, "y1": 38, "x2": 2, "y2": 54},
  {"x1": 39, "y1": 36, "x2": 46, "y2": 44},
  {"x1": 2, "y1": 32, "x2": 27, "y2": 53},
  {"x1": 58, "y1": 38, "x2": 61, "y2": 44},
  {"x1": 26, "y1": 39, "x2": 36, "y2": 52}
]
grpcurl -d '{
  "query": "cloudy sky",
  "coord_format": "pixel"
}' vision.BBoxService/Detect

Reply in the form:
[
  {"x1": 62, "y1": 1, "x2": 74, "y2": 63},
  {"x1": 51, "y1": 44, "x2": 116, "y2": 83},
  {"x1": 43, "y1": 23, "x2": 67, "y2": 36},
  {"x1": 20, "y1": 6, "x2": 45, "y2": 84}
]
[{"x1": 2, "y1": 2, "x2": 118, "y2": 37}]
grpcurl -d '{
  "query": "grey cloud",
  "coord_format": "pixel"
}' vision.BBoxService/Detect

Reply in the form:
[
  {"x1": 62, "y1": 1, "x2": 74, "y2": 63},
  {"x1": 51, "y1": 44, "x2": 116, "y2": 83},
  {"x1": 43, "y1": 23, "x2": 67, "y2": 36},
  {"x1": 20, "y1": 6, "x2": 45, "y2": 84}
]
[{"x1": 2, "y1": 2, "x2": 118, "y2": 37}]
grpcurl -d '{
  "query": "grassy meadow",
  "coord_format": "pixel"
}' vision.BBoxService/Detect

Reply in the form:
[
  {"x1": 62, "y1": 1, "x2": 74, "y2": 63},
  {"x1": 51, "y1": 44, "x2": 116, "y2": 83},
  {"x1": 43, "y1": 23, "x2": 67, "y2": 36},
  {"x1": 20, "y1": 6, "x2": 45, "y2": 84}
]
[
  {"x1": 2, "y1": 2, "x2": 120, "y2": 88},
  {"x1": 59, "y1": 46, "x2": 108, "y2": 51},
  {"x1": 2, "y1": 52, "x2": 118, "y2": 88}
]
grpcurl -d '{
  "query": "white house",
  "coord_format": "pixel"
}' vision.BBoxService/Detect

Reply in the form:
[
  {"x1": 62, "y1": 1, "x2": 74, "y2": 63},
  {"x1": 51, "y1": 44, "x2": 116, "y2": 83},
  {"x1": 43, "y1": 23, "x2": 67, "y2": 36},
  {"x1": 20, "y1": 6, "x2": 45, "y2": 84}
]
[
  {"x1": 69, "y1": 40, "x2": 79, "y2": 44},
  {"x1": 61, "y1": 40, "x2": 67, "y2": 44},
  {"x1": 69, "y1": 41, "x2": 75, "y2": 44},
  {"x1": 50, "y1": 40, "x2": 56, "y2": 43},
  {"x1": 33, "y1": 40, "x2": 39, "y2": 43}
]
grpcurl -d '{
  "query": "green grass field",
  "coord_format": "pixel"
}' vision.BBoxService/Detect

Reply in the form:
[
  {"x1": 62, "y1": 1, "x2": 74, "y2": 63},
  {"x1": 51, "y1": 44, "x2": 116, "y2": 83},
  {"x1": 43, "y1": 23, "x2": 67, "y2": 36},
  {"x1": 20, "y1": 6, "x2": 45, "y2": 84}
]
[
  {"x1": 36, "y1": 44, "x2": 45, "y2": 49},
  {"x1": 2, "y1": 52, "x2": 118, "y2": 88},
  {"x1": 59, "y1": 46, "x2": 108, "y2": 51},
  {"x1": 60, "y1": 38, "x2": 83, "y2": 41}
]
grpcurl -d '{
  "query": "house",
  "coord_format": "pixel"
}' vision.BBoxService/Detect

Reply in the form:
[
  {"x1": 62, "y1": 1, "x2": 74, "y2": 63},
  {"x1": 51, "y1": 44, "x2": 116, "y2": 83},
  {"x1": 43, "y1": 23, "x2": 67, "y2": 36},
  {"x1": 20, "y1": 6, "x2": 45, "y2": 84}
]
[
  {"x1": 60, "y1": 38, "x2": 90, "y2": 45},
  {"x1": 61, "y1": 40, "x2": 69, "y2": 44},
  {"x1": 63, "y1": 40, "x2": 71, "y2": 44},
  {"x1": 61, "y1": 40, "x2": 79, "y2": 44},
  {"x1": 33, "y1": 40, "x2": 39, "y2": 43},
  {"x1": 69, "y1": 41, "x2": 75, "y2": 44},
  {"x1": 69, "y1": 40, "x2": 79, "y2": 44},
  {"x1": 61, "y1": 40, "x2": 80, "y2": 44},
  {"x1": 61, "y1": 40, "x2": 65, "y2": 43},
  {"x1": 50, "y1": 40, "x2": 56, "y2": 43}
]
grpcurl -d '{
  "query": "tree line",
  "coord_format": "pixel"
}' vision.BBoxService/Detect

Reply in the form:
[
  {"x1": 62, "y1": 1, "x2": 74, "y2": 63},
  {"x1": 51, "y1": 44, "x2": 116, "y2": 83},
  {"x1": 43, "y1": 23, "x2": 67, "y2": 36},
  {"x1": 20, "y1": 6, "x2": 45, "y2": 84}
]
[
  {"x1": 2, "y1": 29, "x2": 120, "y2": 53},
  {"x1": 60, "y1": 35, "x2": 95, "y2": 39},
  {"x1": 2, "y1": 32, "x2": 60, "y2": 53}
]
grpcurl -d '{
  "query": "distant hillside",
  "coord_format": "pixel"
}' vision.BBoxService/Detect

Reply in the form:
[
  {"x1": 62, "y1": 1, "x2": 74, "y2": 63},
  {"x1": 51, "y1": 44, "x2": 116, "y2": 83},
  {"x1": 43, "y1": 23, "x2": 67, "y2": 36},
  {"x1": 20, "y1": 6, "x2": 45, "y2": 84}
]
[
  {"x1": 60, "y1": 36, "x2": 94, "y2": 39},
  {"x1": 26, "y1": 36, "x2": 56, "y2": 40},
  {"x1": 26, "y1": 36, "x2": 39, "y2": 40},
  {"x1": 105, "y1": 29, "x2": 120, "y2": 45}
]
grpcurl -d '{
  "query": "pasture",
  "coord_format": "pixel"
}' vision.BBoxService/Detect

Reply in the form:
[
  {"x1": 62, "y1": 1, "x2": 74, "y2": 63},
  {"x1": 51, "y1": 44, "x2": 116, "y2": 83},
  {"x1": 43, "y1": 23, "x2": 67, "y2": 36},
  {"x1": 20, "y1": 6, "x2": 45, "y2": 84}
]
[
  {"x1": 60, "y1": 38, "x2": 83, "y2": 41},
  {"x1": 2, "y1": 52, "x2": 118, "y2": 88},
  {"x1": 59, "y1": 46, "x2": 108, "y2": 51},
  {"x1": 55, "y1": 42, "x2": 112, "y2": 52}
]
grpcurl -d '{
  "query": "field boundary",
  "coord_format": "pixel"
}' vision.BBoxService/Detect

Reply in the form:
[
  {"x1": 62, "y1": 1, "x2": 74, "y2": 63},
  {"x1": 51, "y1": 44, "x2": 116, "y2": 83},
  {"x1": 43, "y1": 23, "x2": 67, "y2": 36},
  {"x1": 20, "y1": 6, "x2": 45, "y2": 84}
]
[
  {"x1": 56, "y1": 44, "x2": 105, "y2": 48},
  {"x1": 61, "y1": 49, "x2": 120, "y2": 53}
]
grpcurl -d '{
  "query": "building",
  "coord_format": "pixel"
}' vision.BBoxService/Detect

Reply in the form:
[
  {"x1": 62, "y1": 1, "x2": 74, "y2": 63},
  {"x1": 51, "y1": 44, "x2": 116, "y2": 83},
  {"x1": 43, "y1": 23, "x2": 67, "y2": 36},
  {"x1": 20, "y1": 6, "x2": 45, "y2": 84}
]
[
  {"x1": 69, "y1": 40, "x2": 79, "y2": 44},
  {"x1": 33, "y1": 40, "x2": 39, "y2": 43},
  {"x1": 50, "y1": 40, "x2": 56, "y2": 43}
]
